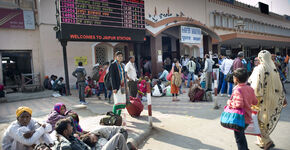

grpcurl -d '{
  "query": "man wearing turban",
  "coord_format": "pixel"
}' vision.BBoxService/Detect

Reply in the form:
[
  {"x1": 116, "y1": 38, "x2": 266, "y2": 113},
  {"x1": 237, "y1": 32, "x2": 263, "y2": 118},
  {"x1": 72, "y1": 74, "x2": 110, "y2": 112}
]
[{"x1": 2, "y1": 106, "x2": 53, "y2": 150}]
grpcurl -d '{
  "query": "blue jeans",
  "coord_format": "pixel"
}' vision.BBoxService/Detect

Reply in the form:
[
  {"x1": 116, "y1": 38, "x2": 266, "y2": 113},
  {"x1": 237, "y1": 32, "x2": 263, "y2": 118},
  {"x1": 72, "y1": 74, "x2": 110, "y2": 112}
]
[
  {"x1": 97, "y1": 83, "x2": 107, "y2": 98},
  {"x1": 221, "y1": 74, "x2": 233, "y2": 95},
  {"x1": 279, "y1": 69, "x2": 286, "y2": 81},
  {"x1": 187, "y1": 72, "x2": 195, "y2": 88},
  {"x1": 217, "y1": 71, "x2": 224, "y2": 94}
]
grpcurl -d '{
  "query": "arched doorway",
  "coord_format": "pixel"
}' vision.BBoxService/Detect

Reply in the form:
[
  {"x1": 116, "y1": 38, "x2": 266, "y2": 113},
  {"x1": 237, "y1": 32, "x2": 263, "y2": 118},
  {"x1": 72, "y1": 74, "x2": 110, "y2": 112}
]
[{"x1": 144, "y1": 17, "x2": 221, "y2": 77}]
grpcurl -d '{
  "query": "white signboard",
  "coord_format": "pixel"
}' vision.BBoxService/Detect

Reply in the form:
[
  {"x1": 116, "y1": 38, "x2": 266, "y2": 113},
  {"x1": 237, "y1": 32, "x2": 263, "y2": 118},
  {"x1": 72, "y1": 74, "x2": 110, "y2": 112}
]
[
  {"x1": 23, "y1": 10, "x2": 35, "y2": 30},
  {"x1": 158, "y1": 55, "x2": 162, "y2": 62},
  {"x1": 180, "y1": 26, "x2": 202, "y2": 44}
]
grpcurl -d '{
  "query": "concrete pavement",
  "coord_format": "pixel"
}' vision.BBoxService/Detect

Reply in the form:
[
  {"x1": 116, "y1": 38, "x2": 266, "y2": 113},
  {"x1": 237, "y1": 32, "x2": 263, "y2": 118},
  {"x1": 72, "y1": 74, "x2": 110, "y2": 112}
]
[{"x1": 139, "y1": 84, "x2": 290, "y2": 150}]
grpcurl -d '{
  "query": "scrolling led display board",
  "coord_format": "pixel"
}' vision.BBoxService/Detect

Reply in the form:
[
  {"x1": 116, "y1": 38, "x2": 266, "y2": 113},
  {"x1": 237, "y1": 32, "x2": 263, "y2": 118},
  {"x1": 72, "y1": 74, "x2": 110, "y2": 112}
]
[{"x1": 57, "y1": 0, "x2": 145, "y2": 42}]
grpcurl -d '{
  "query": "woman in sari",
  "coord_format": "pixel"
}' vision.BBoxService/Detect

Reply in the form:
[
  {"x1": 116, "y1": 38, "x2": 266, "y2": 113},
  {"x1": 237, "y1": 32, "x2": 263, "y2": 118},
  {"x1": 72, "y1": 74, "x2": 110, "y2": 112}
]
[
  {"x1": 248, "y1": 50, "x2": 286, "y2": 150},
  {"x1": 171, "y1": 59, "x2": 182, "y2": 101}
]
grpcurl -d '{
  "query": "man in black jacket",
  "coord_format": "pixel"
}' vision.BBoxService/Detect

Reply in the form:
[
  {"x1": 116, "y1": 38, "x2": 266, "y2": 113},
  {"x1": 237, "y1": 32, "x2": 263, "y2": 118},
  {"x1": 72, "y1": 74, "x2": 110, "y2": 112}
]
[{"x1": 108, "y1": 51, "x2": 127, "y2": 115}]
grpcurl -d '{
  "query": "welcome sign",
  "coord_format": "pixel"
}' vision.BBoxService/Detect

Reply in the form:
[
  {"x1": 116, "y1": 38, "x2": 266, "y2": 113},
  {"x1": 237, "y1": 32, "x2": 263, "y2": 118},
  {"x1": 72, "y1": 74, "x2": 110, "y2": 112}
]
[{"x1": 180, "y1": 26, "x2": 202, "y2": 44}]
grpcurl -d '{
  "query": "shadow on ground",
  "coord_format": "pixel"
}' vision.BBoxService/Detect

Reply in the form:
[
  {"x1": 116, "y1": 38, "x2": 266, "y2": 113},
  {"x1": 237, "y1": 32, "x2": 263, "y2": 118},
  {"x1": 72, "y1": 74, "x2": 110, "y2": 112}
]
[{"x1": 139, "y1": 127, "x2": 223, "y2": 150}]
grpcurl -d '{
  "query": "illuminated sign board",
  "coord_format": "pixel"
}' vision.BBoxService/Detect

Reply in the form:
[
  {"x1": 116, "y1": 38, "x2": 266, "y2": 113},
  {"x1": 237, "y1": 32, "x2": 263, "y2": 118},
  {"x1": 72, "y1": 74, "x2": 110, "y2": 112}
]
[{"x1": 57, "y1": 0, "x2": 145, "y2": 42}]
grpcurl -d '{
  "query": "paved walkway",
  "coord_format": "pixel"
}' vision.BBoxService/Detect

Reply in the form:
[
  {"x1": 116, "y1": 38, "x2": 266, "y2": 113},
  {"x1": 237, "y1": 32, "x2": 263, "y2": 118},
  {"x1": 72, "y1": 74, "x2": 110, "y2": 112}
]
[{"x1": 139, "y1": 84, "x2": 290, "y2": 150}]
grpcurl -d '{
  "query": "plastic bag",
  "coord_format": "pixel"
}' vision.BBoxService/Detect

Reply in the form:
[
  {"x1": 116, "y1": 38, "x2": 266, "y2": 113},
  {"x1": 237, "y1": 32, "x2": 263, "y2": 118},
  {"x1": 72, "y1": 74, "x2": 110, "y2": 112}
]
[{"x1": 245, "y1": 111, "x2": 261, "y2": 136}]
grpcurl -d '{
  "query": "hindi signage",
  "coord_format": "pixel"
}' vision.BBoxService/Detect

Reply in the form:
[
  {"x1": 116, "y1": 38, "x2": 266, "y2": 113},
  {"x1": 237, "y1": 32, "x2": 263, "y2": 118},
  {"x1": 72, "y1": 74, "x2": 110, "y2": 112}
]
[
  {"x1": 57, "y1": 0, "x2": 145, "y2": 42},
  {"x1": 180, "y1": 26, "x2": 202, "y2": 44}
]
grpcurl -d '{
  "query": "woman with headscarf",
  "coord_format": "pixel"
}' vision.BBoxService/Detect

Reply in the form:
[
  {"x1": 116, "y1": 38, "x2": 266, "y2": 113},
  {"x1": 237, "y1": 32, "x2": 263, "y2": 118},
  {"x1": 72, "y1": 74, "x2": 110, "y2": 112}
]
[
  {"x1": 248, "y1": 50, "x2": 286, "y2": 150},
  {"x1": 2, "y1": 106, "x2": 53, "y2": 150},
  {"x1": 46, "y1": 103, "x2": 70, "y2": 132}
]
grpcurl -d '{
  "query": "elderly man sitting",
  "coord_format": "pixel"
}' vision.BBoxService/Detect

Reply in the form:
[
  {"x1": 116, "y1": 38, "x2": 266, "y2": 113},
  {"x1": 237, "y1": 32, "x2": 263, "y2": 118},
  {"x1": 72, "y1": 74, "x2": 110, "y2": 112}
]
[{"x1": 2, "y1": 106, "x2": 53, "y2": 150}]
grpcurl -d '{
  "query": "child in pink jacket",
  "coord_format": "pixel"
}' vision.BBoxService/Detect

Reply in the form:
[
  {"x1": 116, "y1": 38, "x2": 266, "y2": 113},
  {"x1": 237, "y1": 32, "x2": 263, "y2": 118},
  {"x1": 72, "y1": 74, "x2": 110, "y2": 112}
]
[{"x1": 227, "y1": 68, "x2": 258, "y2": 150}]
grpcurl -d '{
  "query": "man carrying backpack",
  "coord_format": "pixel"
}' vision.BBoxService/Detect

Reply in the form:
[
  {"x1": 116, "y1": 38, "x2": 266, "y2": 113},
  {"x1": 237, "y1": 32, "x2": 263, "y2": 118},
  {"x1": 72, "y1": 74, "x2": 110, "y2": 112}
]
[{"x1": 72, "y1": 62, "x2": 87, "y2": 105}]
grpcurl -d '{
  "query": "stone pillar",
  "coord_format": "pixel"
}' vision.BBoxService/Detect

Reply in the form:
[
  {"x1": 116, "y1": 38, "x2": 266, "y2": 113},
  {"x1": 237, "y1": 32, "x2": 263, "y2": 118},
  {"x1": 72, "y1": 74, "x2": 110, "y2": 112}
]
[
  {"x1": 150, "y1": 35, "x2": 162, "y2": 78},
  {"x1": 0, "y1": 52, "x2": 2, "y2": 84}
]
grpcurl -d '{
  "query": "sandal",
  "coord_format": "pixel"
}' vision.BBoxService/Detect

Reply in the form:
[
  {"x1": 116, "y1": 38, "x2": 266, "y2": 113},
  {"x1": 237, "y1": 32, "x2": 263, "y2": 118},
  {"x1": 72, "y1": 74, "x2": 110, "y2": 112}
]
[
  {"x1": 264, "y1": 141, "x2": 275, "y2": 150},
  {"x1": 255, "y1": 143, "x2": 264, "y2": 149}
]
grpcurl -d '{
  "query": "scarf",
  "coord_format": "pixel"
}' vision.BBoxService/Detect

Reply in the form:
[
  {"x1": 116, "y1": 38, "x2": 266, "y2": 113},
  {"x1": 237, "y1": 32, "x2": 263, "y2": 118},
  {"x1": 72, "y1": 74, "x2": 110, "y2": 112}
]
[
  {"x1": 54, "y1": 103, "x2": 66, "y2": 114},
  {"x1": 248, "y1": 50, "x2": 285, "y2": 134}
]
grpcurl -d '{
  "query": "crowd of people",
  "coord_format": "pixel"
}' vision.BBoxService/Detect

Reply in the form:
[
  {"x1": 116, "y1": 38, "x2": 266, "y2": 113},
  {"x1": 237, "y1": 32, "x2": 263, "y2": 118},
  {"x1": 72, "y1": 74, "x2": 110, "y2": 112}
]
[
  {"x1": 2, "y1": 104, "x2": 137, "y2": 150},
  {"x1": 21, "y1": 49, "x2": 289, "y2": 150},
  {"x1": 150, "y1": 50, "x2": 287, "y2": 150}
]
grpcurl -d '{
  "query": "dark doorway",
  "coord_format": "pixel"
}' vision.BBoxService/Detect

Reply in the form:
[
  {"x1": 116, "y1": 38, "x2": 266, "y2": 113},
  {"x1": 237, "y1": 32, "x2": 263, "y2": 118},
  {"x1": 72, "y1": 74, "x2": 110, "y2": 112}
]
[
  {"x1": 1, "y1": 51, "x2": 32, "y2": 90},
  {"x1": 162, "y1": 37, "x2": 172, "y2": 61}
]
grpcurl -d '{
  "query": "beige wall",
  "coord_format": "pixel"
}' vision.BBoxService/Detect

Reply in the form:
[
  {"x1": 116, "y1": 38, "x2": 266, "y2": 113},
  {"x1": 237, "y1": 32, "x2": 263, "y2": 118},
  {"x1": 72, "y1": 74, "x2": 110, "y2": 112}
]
[
  {"x1": 145, "y1": 0, "x2": 207, "y2": 24},
  {"x1": 0, "y1": 28, "x2": 41, "y2": 80},
  {"x1": 38, "y1": 24, "x2": 97, "y2": 86},
  {"x1": 206, "y1": 0, "x2": 290, "y2": 32}
]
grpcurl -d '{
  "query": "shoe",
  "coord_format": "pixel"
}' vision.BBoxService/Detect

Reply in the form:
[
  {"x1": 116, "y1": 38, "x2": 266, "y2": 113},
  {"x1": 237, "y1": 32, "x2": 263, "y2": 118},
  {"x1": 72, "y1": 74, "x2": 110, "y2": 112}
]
[
  {"x1": 227, "y1": 95, "x2": 231, "y2": 98},
  {"x1": 264, "y1": 141, "x2": 275, "y2": 150},
  {"x1": 80, "y1": 101, "x2": 88, "y2": 105},
  {"x1": 255, "y1": 143, "x2": 264, "y2": 149},
  {"x1": 220, "y1": 94, "x2": 226, "y2": 97},
  {"x1": 127, "y1": 142, "x2": 137, "y2": 150}
]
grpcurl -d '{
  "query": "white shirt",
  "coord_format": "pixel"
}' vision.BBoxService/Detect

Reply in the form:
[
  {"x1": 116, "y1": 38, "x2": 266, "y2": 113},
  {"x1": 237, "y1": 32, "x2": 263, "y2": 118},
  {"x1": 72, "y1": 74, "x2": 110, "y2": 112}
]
[
  {"x1": 2, "y1": 119, "x2": 52, "y2": 150},
  {"x1": 125, "y1": 61, "x2": 137, "y2": 81},
  {"x1": 50, "y1": 80, "x2": 55, "y2": 86},
  {"x1": 221, "y1": 58, "x2": 234, "y2": 75},
  {"x1": 186, "y1": 60, "x2": 196, "y2": 73},
  {"x1": 182, "y1": 58, "x2": 189, "y2": 66}
]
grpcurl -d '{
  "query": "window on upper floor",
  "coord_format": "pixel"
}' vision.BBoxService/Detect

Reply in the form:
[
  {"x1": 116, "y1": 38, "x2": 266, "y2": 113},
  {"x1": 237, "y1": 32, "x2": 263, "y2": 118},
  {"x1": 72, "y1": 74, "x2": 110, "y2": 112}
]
[
  {"x1": 222, "y1": 16, "x2": 228, "y2": 28},
  {"x1": 215, "y1": 15, "x2": 221, "y2": 27},
  {"x1": 209, "y1": 13, "x2": 214, "y2": 27},
  {"x1": 228, "y1": 17, "x2": 233, "y2": 28},
  {"x1": 233, "y1": 19, "x2": 237, "y2": 28},
  {"x1": 244, "y1": 21, "x2": 248, "y2": 31},
  {"x1": 248, "y1": 22, "x2": 253, "y2": 31}
]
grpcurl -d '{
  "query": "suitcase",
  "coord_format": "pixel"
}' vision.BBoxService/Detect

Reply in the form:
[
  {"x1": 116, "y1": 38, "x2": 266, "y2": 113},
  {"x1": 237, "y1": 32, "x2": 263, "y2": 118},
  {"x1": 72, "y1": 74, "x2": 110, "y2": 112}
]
[{"x1": 126, "y1": 96, "x2": 144, "y2": 117}]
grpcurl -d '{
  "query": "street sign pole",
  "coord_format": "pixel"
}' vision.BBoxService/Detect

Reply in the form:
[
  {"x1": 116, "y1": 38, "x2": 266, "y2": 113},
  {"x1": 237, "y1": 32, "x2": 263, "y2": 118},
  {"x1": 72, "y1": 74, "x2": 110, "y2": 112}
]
[{"x1": 61, "y1": 40, "x2": 71, "y2": 96}]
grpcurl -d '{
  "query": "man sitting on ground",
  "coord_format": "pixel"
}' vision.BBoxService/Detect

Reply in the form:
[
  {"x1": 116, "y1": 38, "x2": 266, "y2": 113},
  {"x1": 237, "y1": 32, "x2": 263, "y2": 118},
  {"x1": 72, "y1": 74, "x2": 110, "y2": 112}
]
[
  {"x1": 158, "y1": 66, "x2": 169, "y2": 81},
  {"x1": 53, "y1": 118, "x2": 91, "y2": 150},
  {"x1": 81, "y1": 126, "x2": 136, "y2": 150}
]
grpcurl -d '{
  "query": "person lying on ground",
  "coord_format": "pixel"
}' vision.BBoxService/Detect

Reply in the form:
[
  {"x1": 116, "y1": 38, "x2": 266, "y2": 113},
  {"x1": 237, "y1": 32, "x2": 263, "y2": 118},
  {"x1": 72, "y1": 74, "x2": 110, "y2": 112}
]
[
  {"x1": 81, "y1": 126, "x2": 137, "y2": 150},
  {"x1": 53, "y1": 118, "x2": 91, "y2": 150},
  {"x1": 2, "y1": 106, "x2": 53, "y2": 150}
]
